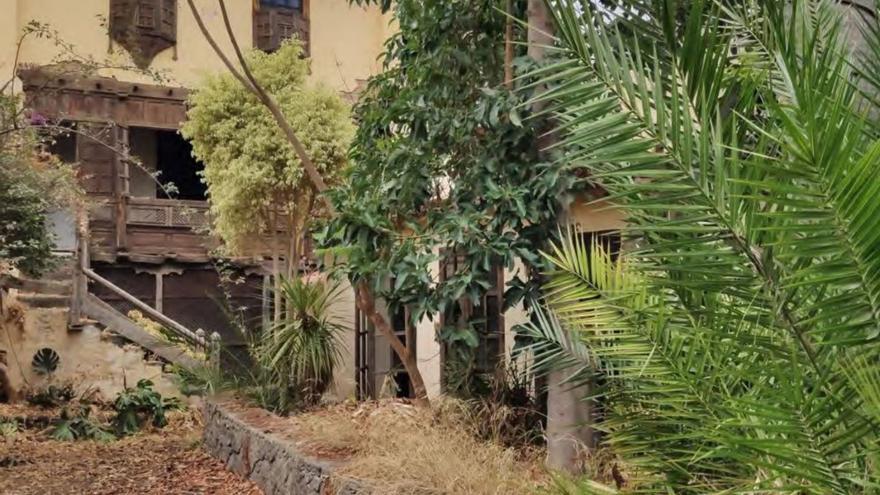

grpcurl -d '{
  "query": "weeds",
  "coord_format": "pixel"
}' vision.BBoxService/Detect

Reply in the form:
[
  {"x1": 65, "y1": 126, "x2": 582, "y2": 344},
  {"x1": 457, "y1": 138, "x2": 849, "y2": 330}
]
[
  {"x1": 31, "y1": 379, "x2": 181, "y2": 442},
  {"x1": 49, "y1": 405, "x2": 114, "y2": 442},
  {"x1": 435, "y1": 362, "x2": 544, "y2": 449},
  {"x1": 171, "y1": 364, "x2": 232, "y2": 397},
  {"x1": 292, "y1": 400, "x2": 546, "y2": 495},
  {"x1": 112, "y1": 379, "x2": 180, "y2": 436},
  {"x1": 0, "y1": 420, "x2": 18, "y2": 438},
  {"x1": 25, "y1": 383, "x2": 76, "y2": 408}
]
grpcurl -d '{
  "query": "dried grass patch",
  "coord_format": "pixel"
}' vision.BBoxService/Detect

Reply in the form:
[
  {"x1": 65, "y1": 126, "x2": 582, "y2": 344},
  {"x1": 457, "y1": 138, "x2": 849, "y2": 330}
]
[{"x1": 291, "y1": 399, "x2": 547, "y2": 495}]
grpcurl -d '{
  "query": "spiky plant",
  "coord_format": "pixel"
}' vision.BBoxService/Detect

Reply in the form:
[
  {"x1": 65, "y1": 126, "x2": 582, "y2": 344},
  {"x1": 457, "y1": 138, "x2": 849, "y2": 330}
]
[
  {"x1": 254, "y1": 276, "x2": 347, "y2": 409},
  {"x1": 520, "y1": 0, "x2": 880, "y2": 492}
]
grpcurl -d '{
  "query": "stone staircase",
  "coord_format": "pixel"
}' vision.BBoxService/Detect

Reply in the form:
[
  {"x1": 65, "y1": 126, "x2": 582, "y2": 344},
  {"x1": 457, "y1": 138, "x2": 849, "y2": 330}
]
[
  {"x1": 2, "y1": 260, "x2": 205, "y2": 372},
  {"x1": 2, "y1": 263, "x2": 72, "y2": 309}
]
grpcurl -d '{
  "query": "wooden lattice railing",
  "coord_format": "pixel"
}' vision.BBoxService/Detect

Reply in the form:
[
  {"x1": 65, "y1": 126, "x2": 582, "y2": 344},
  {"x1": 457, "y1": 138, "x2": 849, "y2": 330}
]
[{"x1": 126, "y1": 197, "x2": 209, "y2": 229}]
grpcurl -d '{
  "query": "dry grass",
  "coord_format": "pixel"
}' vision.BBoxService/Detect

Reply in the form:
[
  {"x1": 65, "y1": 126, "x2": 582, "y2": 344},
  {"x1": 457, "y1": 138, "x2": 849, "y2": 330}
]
[{"x1": 291, "y1": 398, "x2": 547, "y2": 495}]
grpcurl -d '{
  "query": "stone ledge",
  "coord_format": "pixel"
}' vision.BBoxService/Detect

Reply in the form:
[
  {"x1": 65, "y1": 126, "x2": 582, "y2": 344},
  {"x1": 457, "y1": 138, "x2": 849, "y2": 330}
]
[{"x1": 203, "y1": 400, "x2": 366, "y2": 495}]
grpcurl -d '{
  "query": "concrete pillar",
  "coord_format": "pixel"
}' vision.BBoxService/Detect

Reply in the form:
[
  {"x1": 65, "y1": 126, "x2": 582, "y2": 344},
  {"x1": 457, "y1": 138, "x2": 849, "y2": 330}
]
[{"x1": 546, "y1": 370, "x2": 596, "y2": 473}]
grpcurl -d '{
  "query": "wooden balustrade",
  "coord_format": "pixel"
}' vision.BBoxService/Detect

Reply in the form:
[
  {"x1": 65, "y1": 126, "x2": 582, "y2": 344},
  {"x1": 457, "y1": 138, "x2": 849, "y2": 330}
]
[{"x1": 126, "y1": 197, "x2": 209, "y2": 229}]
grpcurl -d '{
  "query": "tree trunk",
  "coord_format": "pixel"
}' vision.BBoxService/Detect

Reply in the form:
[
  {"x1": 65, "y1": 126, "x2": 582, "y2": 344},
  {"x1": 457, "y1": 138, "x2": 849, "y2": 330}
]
[
  {"x1": 271, "y1": 211, "x2": 282, "y2": 327},
  {"x1": 505, "y1": 0, "x2": 514, "y2": 89},
  {"x1": 528, "y1": 0, "x2": 596, "y2": 473},
  {"x1": 355, "y1": 281, "x2": 428, "y2": 405}
]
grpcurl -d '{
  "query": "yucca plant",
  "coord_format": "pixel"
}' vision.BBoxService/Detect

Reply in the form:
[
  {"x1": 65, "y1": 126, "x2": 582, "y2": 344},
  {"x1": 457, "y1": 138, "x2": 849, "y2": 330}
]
[
  {"x1": 253, "y1": 276, "x2": 347, "y2": 409},
  {"x1": 520, "y1": 0, "x2": 880, "y2": 492}
]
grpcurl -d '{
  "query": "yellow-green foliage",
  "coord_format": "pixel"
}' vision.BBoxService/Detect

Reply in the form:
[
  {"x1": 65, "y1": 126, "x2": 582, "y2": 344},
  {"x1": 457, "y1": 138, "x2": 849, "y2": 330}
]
[{"x1": 181, "y1": 41, "x2": 353, "y2": 253}]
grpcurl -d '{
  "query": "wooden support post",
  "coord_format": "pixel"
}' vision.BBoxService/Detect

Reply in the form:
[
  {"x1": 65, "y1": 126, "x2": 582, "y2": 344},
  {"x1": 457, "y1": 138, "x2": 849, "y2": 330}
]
[
  {"x1": 210, "y1": 332, "x2": 222, "y2": 371},
  {"x1": 196, "y1": 328, "x2": 207, "y2": 357},
  {"x1": 68, "y1": 213, "x2": 89, "y2": 330},
  {"x1": 154, "y1": 272, "x2": 164, "y2": 313}
]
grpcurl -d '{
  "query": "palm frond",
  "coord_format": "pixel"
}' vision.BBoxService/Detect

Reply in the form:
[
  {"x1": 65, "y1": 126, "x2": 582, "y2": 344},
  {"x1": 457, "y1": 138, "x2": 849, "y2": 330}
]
[{"x1": 523, "y1": 1, "x2": 880, "y2": 490}]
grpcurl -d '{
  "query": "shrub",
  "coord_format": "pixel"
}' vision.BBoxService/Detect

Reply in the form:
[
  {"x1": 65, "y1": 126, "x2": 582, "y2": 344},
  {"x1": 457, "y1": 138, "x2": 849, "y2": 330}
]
[
  {"x1": 251, "y1": 276, "x2": 347, "y2": 412},
  {"x1": 25, "y1": 383, "x2": 76, "y2": 408}
]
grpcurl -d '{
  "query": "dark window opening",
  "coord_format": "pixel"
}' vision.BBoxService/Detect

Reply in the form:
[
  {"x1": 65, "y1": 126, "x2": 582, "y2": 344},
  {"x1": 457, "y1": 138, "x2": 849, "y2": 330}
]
[
  {"x1": 130, "y1": 127, "x2": 206, "y2": 201},
  {"x1": 579, "y1": 229, "x2": 622, "y2": 268},
  {"x1": 355, "y1": 307, "x2": 375, "y2": 400},
  {"x1": 43, "y1": 122, "x2": 77, "y2": 163},
  {"x1": 440, "y1": 251, "x2": 505, "y2": 393},
  {"x1": 260, "y1": 0, "x2": 302, "y2": 10},
  {"x1": 390, "y1": 302, "x2": 414, "y2": 398}
]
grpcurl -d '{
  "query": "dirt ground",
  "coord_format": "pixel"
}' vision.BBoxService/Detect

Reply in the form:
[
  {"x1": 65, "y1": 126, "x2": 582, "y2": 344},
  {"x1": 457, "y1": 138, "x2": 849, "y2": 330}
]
[{"x1": 0, "y1": 403, "x2": 262, "y2": 495}]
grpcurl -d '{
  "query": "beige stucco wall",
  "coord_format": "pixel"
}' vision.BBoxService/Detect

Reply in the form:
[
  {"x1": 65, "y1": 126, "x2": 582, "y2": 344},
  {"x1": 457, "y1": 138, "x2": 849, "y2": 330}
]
[
  {"x1": 310, "y1": 1, "x2": 388, "y2": 92},
  {"x1": 3, "y1": 299, "x2": 180, "y2": 401},
  {"x1": 415, "y1": 249, "x2": 443, "y2": 398},
  {"x1": 328, "y1": 278, "x2": 357, "y2": 401},
  {"x1": 0, "y1": 0, "x2": 388, "y2": 91}
]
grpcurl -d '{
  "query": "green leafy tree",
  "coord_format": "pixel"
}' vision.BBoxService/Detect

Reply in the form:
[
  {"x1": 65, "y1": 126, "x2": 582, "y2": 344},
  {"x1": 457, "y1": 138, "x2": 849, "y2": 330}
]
[
  {"x1": 321, "y1": 0, "x2": 574, "y2": 397},
  {"x1": 520, "y1": 0, "x2": 880, "y2": 492},
  {"x1": 0, "y1": 94, "x2": 79, "y2": 276},
  {"x1": 182, "y1": 40, "x2": 353, "y2": 322}
]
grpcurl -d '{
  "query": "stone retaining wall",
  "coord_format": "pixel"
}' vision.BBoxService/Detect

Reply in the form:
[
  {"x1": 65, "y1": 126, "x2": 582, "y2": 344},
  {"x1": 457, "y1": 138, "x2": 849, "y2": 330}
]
[{"x1": 202, "y1": 400, "x2": 366, "y2": 495}]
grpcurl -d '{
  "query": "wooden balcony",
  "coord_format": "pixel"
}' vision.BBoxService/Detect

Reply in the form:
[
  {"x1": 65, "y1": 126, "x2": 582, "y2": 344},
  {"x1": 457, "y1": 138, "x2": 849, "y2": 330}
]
[
  {"x1": 126, "y1": 197, "x2": 208, "y2": 229},
  {"x1": 88, "y1": 197, "x2": 215, "y2": 263},
  {"x1": 87, "y1": 197, "x2": 312, "y2": 266}
]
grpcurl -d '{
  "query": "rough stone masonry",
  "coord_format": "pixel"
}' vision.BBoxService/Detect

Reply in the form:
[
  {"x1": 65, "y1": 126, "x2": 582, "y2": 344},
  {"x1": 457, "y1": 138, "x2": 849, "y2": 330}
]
[{"x1": 202, "y1": 400, "x2": 365, "y2": 495}]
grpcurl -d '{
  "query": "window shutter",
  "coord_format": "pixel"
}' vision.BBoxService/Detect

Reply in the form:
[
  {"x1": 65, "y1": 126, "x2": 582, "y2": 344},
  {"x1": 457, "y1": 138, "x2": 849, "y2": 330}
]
[{"x1": 253, "y1": 2, "x2": 309, "y2": 55}]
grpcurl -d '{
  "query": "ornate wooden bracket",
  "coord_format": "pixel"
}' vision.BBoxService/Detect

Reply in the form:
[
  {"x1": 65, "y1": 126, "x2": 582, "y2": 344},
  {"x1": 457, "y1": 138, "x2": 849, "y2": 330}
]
[{"x1": 110, "y1": 0, "x2": 178, "y2": 69}]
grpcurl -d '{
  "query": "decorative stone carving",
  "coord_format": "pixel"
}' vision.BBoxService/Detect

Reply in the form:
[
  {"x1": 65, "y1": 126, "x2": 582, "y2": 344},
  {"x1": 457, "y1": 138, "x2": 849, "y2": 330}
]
[{"x1": 110, "y1": 0, "x2": 177, "y2": 69}]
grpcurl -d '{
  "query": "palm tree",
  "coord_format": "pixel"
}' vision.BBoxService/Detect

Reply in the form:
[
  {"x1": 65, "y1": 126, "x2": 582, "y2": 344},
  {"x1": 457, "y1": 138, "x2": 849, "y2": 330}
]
[{"x1": 520, "y1": 0, "x2": 880, "y2": 492}]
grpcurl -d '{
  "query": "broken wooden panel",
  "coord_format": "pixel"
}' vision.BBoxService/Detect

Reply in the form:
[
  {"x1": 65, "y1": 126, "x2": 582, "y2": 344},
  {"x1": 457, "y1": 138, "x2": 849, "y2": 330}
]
[{"x1": 75, "y1": 123, "x2": 117, "y2": 196}]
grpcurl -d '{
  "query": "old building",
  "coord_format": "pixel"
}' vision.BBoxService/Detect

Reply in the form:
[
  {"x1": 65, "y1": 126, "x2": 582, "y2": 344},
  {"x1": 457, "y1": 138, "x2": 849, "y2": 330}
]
[
  {"x1": 0, "y1": 0, "x2": 626, "y2": 408},
  {"x1": 0, "y1": 0, "x2": 391, "y2": 398}
]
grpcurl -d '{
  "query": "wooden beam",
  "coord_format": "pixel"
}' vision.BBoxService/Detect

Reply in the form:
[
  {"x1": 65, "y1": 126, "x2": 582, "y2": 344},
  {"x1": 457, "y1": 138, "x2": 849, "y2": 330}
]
[{"x1": 155, "y1": 272, "x2": 164, "y2": 313}]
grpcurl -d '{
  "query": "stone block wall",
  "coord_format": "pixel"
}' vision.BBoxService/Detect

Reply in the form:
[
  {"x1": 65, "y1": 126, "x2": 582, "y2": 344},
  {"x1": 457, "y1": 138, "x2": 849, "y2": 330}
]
[{"x1": 202, "y1": 400, "x2": 365, "y2": 495}]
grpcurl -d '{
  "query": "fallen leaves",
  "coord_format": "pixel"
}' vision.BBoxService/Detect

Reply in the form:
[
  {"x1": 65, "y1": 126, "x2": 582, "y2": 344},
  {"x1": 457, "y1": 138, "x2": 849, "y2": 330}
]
[{"x1": 0, "y1": 403, "x2": 262, "y2": 495}]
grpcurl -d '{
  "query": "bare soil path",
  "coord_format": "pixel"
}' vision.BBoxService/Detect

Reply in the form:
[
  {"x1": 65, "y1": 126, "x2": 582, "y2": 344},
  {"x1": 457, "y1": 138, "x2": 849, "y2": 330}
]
[{"x1": 0, "y1": 403, "x2": 261, "y2": 495}]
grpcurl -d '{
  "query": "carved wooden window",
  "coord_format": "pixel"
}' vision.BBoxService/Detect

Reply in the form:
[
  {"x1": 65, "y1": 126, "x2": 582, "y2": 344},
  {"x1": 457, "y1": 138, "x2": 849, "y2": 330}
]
[
  {"x1": 254, "y1": 0, "x2": 309, "y2": 55},
  {"x1": 110, "y1": 0, "x2": 177, "y2": 69}
]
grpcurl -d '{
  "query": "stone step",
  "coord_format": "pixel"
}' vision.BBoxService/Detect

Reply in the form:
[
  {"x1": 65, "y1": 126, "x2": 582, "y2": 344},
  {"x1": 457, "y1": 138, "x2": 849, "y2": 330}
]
[
  {"x1": 0, "y1": 274, "x2": 71, "y2": 295},
  {"x1": 16, "y1": 293, "x2": 70, "y2": 309},
  {"x1": 40, "y1": 260, "x2": 76, "y2": 282}
]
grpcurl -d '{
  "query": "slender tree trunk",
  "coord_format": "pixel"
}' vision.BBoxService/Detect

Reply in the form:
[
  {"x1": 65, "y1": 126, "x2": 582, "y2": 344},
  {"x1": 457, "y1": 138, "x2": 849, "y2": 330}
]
[
  {"x1": 528, "y1": 0, "x2": 595, "y2": 473},
  {"x1": 505, "y1": 0, "x2": 514, "y2": 89},
  {"x1": 271, "y1": 211, "x2": 282, "y2": 327},
  {"x1": 355, "y1": 281, "x2": 428, "y2": 404}
]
